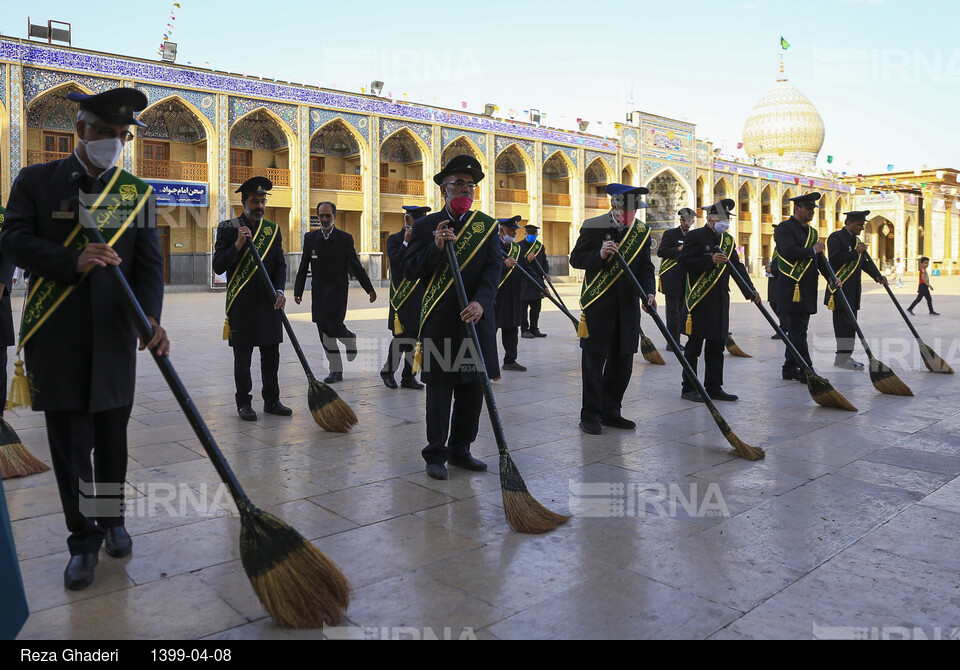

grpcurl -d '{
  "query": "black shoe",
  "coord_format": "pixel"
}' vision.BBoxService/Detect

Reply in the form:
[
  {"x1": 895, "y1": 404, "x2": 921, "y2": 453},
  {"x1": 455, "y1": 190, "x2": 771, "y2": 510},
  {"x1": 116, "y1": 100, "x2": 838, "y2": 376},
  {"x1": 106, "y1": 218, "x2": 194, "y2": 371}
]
[
  {"x1": 521, "y1": 330, "x2": 535, "y2": 339},
  {"x1": 104, "y1": 526, "x2": 132, "y2": 558},
  {"x1": 907, "y1": 309, "x2": 914, "y2": 315},
  {"x1": 681, "y1": 390, "x2": 704, "y2": 403},
  {"x1": 449, "y1": 452, "x2": 488, "y2": 471},
  {"x1": 400, "y1": 378, "x2": 425, "y2": 390},
  {"x1": 238, "y1": 405, "x2": 257, "y2": 421},
  {"x1": 323, "y1": 372, "x2": 343, "y2": 384},
  {"x1": 782, "y1": 367, "x2": 807, "y2": 383},
  {"x1": 64, "y1": 553, "x2": 98, "y2": 591},
  {"x1": 531, "y1": 329, "x2": 547, "y2": 338},
  {"x1": 707, "y1": 389, "x2": 739, "y2": 401},
  {"x1": 771, "y1": 333, "x2": 783, "y2": 340},
  {"x1": 931, "y1": 311, "x2": 940, "y2": 315},
  {"x1": 263, "y1": 401, "x2": 293, "y2": 416},
  {"x1": 503, "y1": 361, "x2": 527, "y2": 372},
  {"x1": 579, "y1": 420, "x2": 602, "y2": 435},
  {"x1": 600, "y1": 416, "x2": 636, "y2": 429},
  {"x1": 425, "y1": 463, "x2": 449, "y2": 480},
  {"x1": 381, "y1": 372, "x2": 398, "y2": 389}
]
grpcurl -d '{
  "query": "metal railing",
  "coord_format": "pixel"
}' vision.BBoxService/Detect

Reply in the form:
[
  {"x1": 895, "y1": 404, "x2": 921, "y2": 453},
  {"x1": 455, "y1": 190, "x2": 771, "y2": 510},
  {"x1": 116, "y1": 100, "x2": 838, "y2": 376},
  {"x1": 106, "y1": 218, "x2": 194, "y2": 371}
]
[
  {"x1": 230, "y1": 166, "x2": 291, "y2": 187},
  {"x1": 137, "y1": 159, "x2": 208, "y2": 181},
  {"x1": 310, "y1": 172, "x2": 362, "y2": 191},
  {"x1": 27, "y1": 150, "x2": 71, "y2": 165}
]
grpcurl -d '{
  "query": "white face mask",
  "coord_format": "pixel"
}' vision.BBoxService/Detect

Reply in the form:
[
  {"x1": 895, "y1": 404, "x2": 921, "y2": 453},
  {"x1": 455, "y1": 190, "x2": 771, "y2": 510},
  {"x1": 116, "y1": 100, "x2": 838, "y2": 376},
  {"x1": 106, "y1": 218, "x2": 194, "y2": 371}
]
[
  {"x1": 81, "y1": 137, "x2": 123, "y2": 170},
  {"x1": 503, "y1": 235, "x2": 515, "y2": 244},
  {"x1": 714, "y1": 220, "x2": 730, "y2": 235}
]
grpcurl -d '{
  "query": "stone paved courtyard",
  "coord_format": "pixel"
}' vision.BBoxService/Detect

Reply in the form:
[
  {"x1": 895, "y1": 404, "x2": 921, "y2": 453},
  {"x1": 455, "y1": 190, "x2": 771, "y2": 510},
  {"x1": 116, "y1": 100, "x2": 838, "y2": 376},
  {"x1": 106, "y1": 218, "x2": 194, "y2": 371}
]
[{"x1": 5, "y1": 273, "x2": 960, "y2": 640}]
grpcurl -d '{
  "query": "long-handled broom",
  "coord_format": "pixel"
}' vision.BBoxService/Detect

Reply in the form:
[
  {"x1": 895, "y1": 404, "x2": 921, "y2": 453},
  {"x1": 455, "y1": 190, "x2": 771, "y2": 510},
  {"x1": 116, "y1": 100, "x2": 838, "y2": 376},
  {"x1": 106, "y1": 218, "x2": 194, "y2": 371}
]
[
  {"x1": 244, "y1": 239, "x2": 357, "y2": 432},
  {"x1": 866, "y1": 253, "x2": 952, "y2": 374},
  {"x1": 90, "y1": 225, "x2": 350, "y2": 627},
  {"x1": 725, "y1": 261, "x2": 857, "y2": 411},
  {"x1": 611, "y1": 249, "x2": 764, "y2": 460},
  {"x1": 724, "y1": 333, "x2": 751, "y2": 358},
  {"x1": 820, "y1": 254, "x2": 913, "y2": 396},
  {"x1": 448, "y1": 242, "x2": 569, "y2": 533}
]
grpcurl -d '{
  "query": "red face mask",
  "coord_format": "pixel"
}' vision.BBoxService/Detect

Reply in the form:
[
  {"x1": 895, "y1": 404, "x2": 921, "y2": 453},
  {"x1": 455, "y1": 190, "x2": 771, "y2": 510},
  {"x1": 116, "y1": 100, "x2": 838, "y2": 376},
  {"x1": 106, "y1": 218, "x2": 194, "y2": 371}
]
[
  {"x1": 618, "y1": 210, "x2": 637, "y2": 225},
  {"x1": 449, "y1": 195, "x2": 473, "y2": 216}
]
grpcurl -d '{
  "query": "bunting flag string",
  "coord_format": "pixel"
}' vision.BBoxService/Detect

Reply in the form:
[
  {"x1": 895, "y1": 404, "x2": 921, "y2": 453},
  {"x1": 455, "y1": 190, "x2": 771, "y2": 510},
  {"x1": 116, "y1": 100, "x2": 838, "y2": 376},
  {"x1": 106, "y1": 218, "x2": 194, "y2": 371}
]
[{"x1": 157, "y1": 2, "x2": 182, "y2": 55}]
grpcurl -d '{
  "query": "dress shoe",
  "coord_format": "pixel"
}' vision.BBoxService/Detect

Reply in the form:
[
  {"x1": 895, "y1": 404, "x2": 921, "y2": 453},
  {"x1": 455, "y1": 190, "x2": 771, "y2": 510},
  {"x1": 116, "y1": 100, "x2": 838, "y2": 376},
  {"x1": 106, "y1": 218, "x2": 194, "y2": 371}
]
[
  {"x1": 579, "y1": 420, "x2": 602, "y2": 435},
  {"x1": 503, "y1": 361, "x2": 527, "y2": 372},
  {"x1": 781, "y1": 367, "x2": 807, "y2": 383},
  {"x1": 680, "y1": 390, "x2": 704, "y2": 403},
  {"x1": 400, "y1": 378, "x2": 424, "y2": 390},
  {"x1": 237, "y1": 405, "x2": 257, "y2": 421},
  {"x1": 930, "y1": 311, "x2": 940, "y2": 315},
  {"x1": 324, "y1": 372, "x2": 343, "y2": 384},
  {"x1": 600, "y1": 415, "x2": 636, "y2": 429},
  {"x1": 666, "y1": 343, "x2": 684, "y2": 354},
  {"x1": 531, "y1": 329, "x2": 547, "y2": 338},
  {"x1": 381, "y1": 372, "x2": 398, "y2": 389},
  {"x1": 425, "y1": 463, "x2": 449, "y2": 480},
  {"x1": 771, "y1": 333, "x2": 783, "y2": 340},
  {"x1": 64, "y1": 553, "x2": 98, "y2": 591},
  {"x1": 834, "y1": 355, "x2": 864, "y2": 370},
  {"x1": 907, "y1": 308, "x2": 914, "y2": 315},
  {"x1": 264, "y1": 401, "x2": 293, "y2": 416},
  {"x1": 104, "y1": 526, "x2": 132, "y2": 558},
  {"x1": 449, "y1": 453, "x2": 488, "y2": 471},
  {"x1": 521, "y1": 330, "x2": 535, "y2": 339},
  {"x1": 707, "y1": 389, "x2": 739, "y2": 401}
]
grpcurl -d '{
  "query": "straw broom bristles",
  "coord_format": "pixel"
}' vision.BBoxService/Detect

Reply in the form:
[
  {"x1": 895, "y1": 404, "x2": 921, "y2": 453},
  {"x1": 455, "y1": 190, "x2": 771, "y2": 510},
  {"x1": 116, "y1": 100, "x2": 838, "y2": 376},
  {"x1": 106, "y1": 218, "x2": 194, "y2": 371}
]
[
  {"x1": 640, "y1": 334, "x2": 665, "y2": 365},
  {"x1": 918, "y1": 340, "x2": 953, "y2": 374},
  {"x1": 307, "y1": 376, "x2": 358, "y2": 432},
  {"x1": 725, "y1": 334, "x2": 752, "y2": 358},
  {"x1": 239, "y1": 499, "x2": 351, "y2": 627},
  {"x1": 498, "y1": 453, "x2": 569, "y2": 534},
  {"x1": 805, "y1": 374, "x2": 858, "y2": 412},
  {"x1": 869, "y1": 359, "x2": 914, "y2": 397},
  {"x1": 0, "y1": 418, "x2": 49, "y2": 480},
  {"x1": 708, "y1": 406, "x2": 765, "y2": 461}
]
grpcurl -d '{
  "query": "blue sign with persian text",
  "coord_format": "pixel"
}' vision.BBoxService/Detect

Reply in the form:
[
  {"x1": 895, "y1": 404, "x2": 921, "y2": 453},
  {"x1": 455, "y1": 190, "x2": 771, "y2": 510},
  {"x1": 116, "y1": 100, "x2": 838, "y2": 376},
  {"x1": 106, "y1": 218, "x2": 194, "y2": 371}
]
[{"x1": 148, "y1": 181, "x2": 209, "y2": 207}]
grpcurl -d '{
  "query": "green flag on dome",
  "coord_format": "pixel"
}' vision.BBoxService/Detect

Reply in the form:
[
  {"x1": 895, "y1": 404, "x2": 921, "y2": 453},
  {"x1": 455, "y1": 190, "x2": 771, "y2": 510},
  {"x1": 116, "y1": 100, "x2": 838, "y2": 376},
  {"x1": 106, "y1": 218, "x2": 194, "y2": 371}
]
[{"x1": 780, "y1": 36, "x2": 791, "y2": 50}]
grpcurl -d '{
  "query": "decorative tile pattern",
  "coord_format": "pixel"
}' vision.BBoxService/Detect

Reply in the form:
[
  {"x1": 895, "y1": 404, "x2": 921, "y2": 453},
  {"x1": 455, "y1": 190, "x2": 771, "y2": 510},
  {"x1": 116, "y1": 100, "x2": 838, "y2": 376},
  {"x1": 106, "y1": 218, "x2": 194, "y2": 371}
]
[
  {"x1": 379, "y1": 117, "x2": 430, "y2": 148},
  {"x1": 228, "y1": 97, "x2": 297, "y2": 137},
  {"x1": 217, "y1": 94, "x2": 228, "y2": 223},
  {"x1": 310, "y1": 121, "x2": 361, "y2": 156},
  {"x1": 494, "y1": 136, "x2": 534, "y2": 162},
  {"x1": 299, "y1": 106, "x2": 309, "y2": 242},
  {"x1": 440, "y1": 127, "x2": 486, "y2": 153},
  {"x1": 542, "y1": 152, "x2": 570, "y2": 179},
  {"x1": 140, "y1": 102, "x2": 207, "y2": 141},
  {"x1": 542, "y1": 144, "x2": 578, "y2": 169},
  {"x1": 26, "y1": 95, "x2": 77, "y2": 131},
  {"x1": 10, "y1": 65, "x2": 22, "y2": 181},
  {"x1": 136, "y1": 83, "x2": 216, "y2": 127},
  {"x1": 23, "y1": 66, "x2": 117, "y2": 104},
  {"x1": 0, "y1": 63, "x2": 5, "y2": 107},
  {"x1": 620, "y1": 127, "x2": 639, "y2": 154},
  {"x1": 379, "y1": 130, "x2": 423, "y2": 163},
  {"x1": 310, "y1": 108, "x2": 369, "y2": 142},
  {"x1": 584, "y1": 151, "x2": 614, "y2": 179}
]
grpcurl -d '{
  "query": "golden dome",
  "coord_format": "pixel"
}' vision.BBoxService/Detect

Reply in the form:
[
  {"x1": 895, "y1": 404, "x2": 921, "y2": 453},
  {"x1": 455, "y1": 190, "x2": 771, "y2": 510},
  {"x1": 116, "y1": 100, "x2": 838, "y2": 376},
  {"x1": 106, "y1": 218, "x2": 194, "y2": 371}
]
[{"x1": 743, "y1": 78, "x2": 824, "y2": 173}]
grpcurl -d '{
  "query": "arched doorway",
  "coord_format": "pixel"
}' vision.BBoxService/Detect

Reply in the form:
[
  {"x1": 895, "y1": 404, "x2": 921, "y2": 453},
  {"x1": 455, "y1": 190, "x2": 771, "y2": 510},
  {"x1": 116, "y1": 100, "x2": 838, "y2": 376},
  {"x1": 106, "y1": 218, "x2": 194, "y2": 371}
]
[
  {"x1": 584, "y1": 158, "x2": 611, "y2": 210},
  {"x1": 440, "y1": 137, "x2": 485, "y2": 201},
  {"x1": 646, "y1": 169, "x2": 689, "y2": 233},
  {"x1": 867, "y1": 215, "x2": 896, "y2": 269},
  {"x1": 495, "y1": 145, "x2": 529, "y2": 203},
  {"x1": 25, "y1": 84, "x2": 84, "y2": 166}
]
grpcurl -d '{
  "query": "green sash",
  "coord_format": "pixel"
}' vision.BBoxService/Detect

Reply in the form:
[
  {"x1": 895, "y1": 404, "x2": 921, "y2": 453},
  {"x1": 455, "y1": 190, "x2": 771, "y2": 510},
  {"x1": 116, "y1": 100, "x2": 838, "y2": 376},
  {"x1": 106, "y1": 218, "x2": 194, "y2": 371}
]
[
  {"x1": 524, "y1": 238, "x2": 543, "y2": 261},
  {"x1": 684, "y1": 232, "x2": 735, "y2": 314},
  {"x1": 776, "y1": 225, "x2": 818, "y2": 302},
  {"x1": 658, "y1": 257, "x2": 677, "y2": 293},
  {"x1": 224, "y1": 218, "x2": 279, "y2": 316},
  {"x1": 416, "y1": 210, "x2": 499, "y2": 336},
  {"x1": 498, "y1": 241, "x2": 521, "y2": 288},
  {"x1": 579, "y1": 220, "x2": 651, "y2": 311},
  {"x1": 18, "y1": 169, "x2": 153, "y2": 352},
  {"x1": 390, "y1": 273, "x2": 420, "y2": 335},
  {"x1": 826, "y1": 236, "x2": 862, "y2": 310}
]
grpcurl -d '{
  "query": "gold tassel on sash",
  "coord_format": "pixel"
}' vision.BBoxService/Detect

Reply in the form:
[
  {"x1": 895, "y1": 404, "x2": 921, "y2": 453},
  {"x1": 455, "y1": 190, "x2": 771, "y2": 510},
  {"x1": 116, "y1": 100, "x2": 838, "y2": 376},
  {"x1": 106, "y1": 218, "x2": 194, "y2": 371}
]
[
  {"x1": 657, "y1": 277, "x2": 662, "y2": 293},
  {"x1": 6, "y1": 358, "x2": 32, "y2": 410},
  {"x1": 412, "y1": 341, "x2": 423, "y2": 374},
  {"x1": 577, "y1": 312, "x2": 589, "y2": 338},
  {"x1": 793, "y1": 282, "x2": 801, "y2": 303},
  {"x1": 393, "y1": 313, "x2": 403, "y2": 336},
  {"x1": 685, "y1": 313, "x2": 693, "y2": 335},
  {"x1": 222, "y1": 317, "x2": 231, "y2": 341},
  {"x1": 828, "y1": 293, "x2": 835, "y2": 311}
]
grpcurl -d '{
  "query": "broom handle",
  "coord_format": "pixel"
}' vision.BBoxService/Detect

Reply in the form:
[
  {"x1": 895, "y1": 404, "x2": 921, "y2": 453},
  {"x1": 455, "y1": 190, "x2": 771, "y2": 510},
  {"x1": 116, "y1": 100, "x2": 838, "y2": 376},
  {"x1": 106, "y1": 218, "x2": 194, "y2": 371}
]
[
  {"x1": 87, "y1": 226, "x2": 250, "y2": 506},
  {"x1": 530, "y1": 254, "x2": 565, "y2": 309},
  {"x1": 245, "y1": 239, "x2": 318, "y2": 382},
  {"x1": 818, "y1": 253, "x2": 877, "y2": 360},
  {"x1": 501, "y1": 249, "x2": 579, "y2": 328},
  {"x1": 864, "y1": 253, "x2": 924, "y2": 341},
  {"x1": 445, "y1": 242, "x2": 510, "y2": 455},
  {"x1": 724, "y1": 261, "x2": 815, "y2": 376}
]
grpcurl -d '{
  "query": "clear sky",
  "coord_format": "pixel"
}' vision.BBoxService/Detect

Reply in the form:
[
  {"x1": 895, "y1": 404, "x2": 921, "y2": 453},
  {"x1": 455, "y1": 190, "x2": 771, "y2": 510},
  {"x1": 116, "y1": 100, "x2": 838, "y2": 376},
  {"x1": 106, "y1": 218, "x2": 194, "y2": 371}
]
[{"x1": 6, "y1": 0, "x2": 958, "y2": 175}]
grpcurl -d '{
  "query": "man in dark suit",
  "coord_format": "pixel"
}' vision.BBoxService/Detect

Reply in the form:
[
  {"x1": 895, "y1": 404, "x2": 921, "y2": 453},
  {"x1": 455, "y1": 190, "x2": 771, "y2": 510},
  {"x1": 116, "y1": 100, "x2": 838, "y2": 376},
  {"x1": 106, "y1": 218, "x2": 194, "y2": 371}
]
[
  {"x1": 677, "y1": 200, "x2": 760, "y2": 402},
  {"x1": 825, "y1": 210, "x2": 887, "y2": 370},
  {"x1": 402, "y1": 154, "x2": 501, "y2": 480},
  {"x1": 495, "y1": 215, "x2": 526, "y2": 372},
  {"x1": 773, "y1": 192, "x2": 836, "y2": 382},
  {"x1": 570, "y1": 183, "x2": 656, "y2": 435},
  {"x1": 381, "y1": 205, "x2": 427, "y2": 390},
  {"x1": 213, "y1": 177, "x2": 291, "y2": 421},
  {"x1": 0, "y1": 88, "x2": 169, "y2": 590},
  {"x1": 657, "y1": 207, "x2": 696, "y2": 352},
  {"x1": 294, "y1": 201, "x2": 376, "y2": 383},
  {"x1": 519, "y1": 224, "x2": 549, "y2": 338}
]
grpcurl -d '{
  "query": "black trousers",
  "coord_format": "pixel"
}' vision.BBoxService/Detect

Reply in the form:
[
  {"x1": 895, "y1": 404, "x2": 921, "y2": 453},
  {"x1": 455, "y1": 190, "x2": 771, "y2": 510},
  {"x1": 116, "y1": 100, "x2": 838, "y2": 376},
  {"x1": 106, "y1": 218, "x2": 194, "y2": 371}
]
[
  {"x1": 500, "y1": 326, "x2": 519, "y2": 364},
  {"x1": 521, "y1": 299, "x2": 542, "y2": 332},
  {"x1": 45, "y1": 406, "x2": 132, "y2": 555},
  {"x1": 832, "y1": 306, "x2": 857, "y2": 355},
  {"x1": 580, "y1": 350, "x2": 634, "y2": 423},
  {"x1": 908, "y1": 284, "x2": 934, "y2": 313},
  {"x1": 664, "y1": 294, "x2": 687, "y2": 346},
  {"x1": 781, "y1": 311, "x2": 812, "y2": 371},
  {"x1": 317, "y1": 322, "x2": 356, "y2": 375},
  {"x1": 233, "y1": 344, "x2": 280, "y2": 408},
  {"x1": 422, "y1": 380, "x2": 484, "y2": 465},
  {"x1": 0, "y1": 347, "x2": 6, "y2": 417},
  {"x1": 382, "y1": 332, "x2": 416, "y2": 381},
  {"x1": 681, "y1": 336, "x2": 725, "y2": 393}
]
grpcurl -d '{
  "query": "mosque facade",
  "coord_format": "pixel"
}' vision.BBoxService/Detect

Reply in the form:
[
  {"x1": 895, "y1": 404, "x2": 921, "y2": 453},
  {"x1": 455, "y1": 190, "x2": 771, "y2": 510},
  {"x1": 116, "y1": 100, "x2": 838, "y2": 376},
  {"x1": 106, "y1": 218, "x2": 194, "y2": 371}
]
[{"x1": 1, "y1": 37, "x2": 955, "y2": 285}]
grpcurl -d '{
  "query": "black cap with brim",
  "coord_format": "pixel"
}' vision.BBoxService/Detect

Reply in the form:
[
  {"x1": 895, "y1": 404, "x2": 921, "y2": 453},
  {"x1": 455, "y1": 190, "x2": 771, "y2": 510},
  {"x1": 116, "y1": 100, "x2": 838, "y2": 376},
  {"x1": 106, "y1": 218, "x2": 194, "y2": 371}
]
[
  {"x1": 678, "y1": 207, "x2": 697, "y2": 220},
  {"x1": 497, "y1": 216, "x2": 522, "y2": 230},
  {"x1": 605, "y1": 183, "x2": 649, "y2": 197},
  {"x1": 235, "y1": 176, "x2": 273, "y2": 197},
  {"x1": 844, "y1": 210, "x2": 870, "y2": 221},
  {"x1": 434, "y1": 154, "x2": 485, "y2": 185},
  {"x1": 702, "y1": 198, "x2": 735, "y2": 217},
  {"x1": 403, "y1": 205, "x2": 431, "y2": 219},
  {"x1": 67, "y1": 88, "x2": 148, "y2": 128},
  {"x1": 790, "y1": 192, "x2": 822, "y2": 208},
  {"x1": 524, "y1": 224, "x2": 539, "y2": 233}
]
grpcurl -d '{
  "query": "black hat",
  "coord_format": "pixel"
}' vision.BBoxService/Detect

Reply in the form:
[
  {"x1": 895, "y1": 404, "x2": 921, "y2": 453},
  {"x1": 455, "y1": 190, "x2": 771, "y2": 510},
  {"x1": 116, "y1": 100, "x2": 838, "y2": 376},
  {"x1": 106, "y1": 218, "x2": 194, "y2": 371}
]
[
  {"x1": 702, "y1": 199, "x2": 735, "y2": 218},
  {"x1": 497, "y1": 216, "x2": 522, "y2": 230},
  {"x1": 434, "y1": 154, "x2": 484, "y2": 185},
  {"x1": 844, "y1": 210, "x2": 870, "y2": 221},
  {"x1": 235, "y1": 176, "x2": 273, "y2": 197},
  {"x1": 67, "y1": 87, "x2": 149, "y2": 128},
  {"x1": 790, "y1": 192, "x2": 821, "y2": 208},
  {"x1": 524, "y1": 224, "x2": 539, "y2": 233},
  {"x1": 402, "y1": 205, "x2": 431, "y2": 219},
  {"x1": 678, "y1": 207, "x2": 697, "y2": 220},
  {"x1": 605, "y1": 183, "x2": 649, "y2": 197}
]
